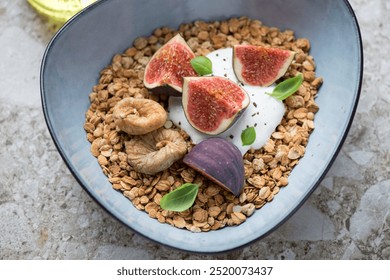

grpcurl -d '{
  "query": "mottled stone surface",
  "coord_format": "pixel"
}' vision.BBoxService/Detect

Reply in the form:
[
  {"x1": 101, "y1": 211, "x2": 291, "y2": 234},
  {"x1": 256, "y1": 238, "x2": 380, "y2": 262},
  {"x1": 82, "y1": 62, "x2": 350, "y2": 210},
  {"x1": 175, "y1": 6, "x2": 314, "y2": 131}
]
[{"x1": 0, "y1": 0, "x2": 389, "y2": 260}]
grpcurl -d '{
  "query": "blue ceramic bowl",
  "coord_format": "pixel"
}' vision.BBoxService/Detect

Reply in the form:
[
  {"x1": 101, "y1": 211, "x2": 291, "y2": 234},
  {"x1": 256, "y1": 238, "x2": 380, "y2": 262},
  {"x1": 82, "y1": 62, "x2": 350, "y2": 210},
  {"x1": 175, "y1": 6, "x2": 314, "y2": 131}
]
[{"x1": 41, "y1": 0, "x2": 362, "y2": 253}]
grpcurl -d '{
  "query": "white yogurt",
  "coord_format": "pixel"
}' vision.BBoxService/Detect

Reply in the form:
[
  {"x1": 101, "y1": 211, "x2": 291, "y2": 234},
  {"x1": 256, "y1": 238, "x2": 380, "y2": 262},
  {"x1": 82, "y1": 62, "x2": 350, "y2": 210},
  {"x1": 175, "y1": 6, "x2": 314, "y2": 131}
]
[{"x1": 168, "y1": 48, "x2": 285, "y2": 155}]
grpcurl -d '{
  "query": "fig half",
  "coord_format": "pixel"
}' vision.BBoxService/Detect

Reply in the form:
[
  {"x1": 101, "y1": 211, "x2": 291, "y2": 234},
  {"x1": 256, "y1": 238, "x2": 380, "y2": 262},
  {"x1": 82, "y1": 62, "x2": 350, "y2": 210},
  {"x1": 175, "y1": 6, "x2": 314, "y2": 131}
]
[
  {"x1": 233, "y1": 45, "x2": 295, "y2": 87},
  {"x1": 143, "y1": 34, "x2": 198, "y2": 94},
  {"x1": 183, "y1": 138, "x2": 245, "y2": 196},
  {"x1": 182, "y1": 76, "x2": 250, "y2": 135}
]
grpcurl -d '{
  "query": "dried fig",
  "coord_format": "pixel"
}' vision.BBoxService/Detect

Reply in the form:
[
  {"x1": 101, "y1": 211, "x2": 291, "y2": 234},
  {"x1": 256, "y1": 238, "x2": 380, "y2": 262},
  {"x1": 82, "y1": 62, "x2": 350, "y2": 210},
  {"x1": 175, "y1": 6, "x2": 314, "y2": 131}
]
[
  {"x1": 125, "y1": 128, "x2": 187, "y2": 175},
  {"x1": 113, "y1": 97, "x2": 167, "y2": 135}
]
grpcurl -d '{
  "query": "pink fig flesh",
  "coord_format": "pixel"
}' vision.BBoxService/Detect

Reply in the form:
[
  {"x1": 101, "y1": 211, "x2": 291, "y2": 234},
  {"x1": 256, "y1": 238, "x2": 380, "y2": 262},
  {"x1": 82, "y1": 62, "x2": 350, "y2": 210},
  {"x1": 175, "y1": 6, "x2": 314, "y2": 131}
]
[
  {"x1": 233, "y1": 44, "x2": 295, "y2": 87},
  {"x1": 182, "y1": 76, "x2": 250, "y2": 135},
  {"x1": 144, "y1": 34, "x2": 198, "y2": 93}
]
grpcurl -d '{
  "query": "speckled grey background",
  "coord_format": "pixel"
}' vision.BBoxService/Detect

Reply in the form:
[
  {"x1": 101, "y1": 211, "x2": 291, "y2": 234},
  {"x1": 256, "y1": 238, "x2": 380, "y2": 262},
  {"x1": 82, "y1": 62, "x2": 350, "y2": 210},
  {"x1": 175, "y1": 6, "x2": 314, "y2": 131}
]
[{"x1": 1, "y1": 0, "x2": 389, "y2": 259}]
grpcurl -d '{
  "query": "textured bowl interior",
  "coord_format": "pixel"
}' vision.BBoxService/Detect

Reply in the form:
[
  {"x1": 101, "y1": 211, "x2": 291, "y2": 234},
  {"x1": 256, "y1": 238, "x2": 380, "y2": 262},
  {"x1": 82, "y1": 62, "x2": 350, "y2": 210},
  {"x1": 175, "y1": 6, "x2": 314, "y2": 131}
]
[{"x1": 41, "y1": 0, "x2": 362, "y2": 253}]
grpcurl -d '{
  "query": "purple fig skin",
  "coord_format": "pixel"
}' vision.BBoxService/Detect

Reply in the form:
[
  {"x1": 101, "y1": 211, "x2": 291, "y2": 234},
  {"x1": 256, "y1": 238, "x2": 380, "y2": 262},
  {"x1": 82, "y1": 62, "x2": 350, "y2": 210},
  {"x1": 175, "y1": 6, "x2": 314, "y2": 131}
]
[
  {"x1": 149, "y1": 85, "x2": 182, "y2": 96},
  {"x1": 183, "y1": 138, "x2": 245, "y2": 196}
]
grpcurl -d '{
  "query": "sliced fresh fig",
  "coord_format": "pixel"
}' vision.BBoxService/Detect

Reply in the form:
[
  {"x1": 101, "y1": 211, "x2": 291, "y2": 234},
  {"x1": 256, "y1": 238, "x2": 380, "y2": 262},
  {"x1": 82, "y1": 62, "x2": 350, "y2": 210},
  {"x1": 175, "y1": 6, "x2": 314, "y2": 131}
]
[
  {"x1": 183, "y1": 138, "x2": 245, "y2": 196},
  {"x1": 233, "y1": 45, "x2": 295, "y2": 87},
  {"x1": 182, "y1": 76, "x2": 250, "y2": 135},
  {"x1": 143, "y1": 34, "x2": 198, "y2": 94}
]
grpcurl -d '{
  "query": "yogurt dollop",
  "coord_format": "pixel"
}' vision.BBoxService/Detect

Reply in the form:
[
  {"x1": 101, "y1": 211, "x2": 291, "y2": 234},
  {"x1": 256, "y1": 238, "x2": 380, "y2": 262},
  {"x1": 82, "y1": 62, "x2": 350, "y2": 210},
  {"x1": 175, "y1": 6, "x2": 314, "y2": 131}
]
[{"x1": 168, "y1": 48, "x2": 285, "y2": 155}]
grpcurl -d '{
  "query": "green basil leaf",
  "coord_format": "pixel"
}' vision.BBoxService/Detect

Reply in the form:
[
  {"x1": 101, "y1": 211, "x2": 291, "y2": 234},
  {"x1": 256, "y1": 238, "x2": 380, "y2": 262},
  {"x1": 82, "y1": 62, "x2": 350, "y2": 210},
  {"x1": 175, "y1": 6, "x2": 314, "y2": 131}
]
[
  {"x1": 190, "y1": 56, "x2": 212, "y2": 76},
  {"x1": 160, "y1": 183, "x2": 199, "y2": 212},
  {"x1": 241, "y1": 126, "x2": 256, "y2": 146},
  {"x1": 267, "y1": 74, "x2": 303, "y2": 101}
]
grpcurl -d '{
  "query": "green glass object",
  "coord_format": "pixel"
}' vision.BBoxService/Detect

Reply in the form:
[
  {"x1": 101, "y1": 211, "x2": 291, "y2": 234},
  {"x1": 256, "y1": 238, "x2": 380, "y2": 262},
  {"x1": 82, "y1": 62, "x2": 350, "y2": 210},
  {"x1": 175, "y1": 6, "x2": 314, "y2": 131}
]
[{"x1": 27, "y1": 0, "x2": 97, "y2": 29}]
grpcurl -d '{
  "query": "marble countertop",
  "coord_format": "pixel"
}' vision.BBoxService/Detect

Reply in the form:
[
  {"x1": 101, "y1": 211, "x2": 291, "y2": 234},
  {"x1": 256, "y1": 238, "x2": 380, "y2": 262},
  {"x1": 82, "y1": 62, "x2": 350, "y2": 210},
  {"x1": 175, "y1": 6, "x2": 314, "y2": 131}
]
[{"x1": 1, "y1": 0, "x2": 389, "y2": 260}]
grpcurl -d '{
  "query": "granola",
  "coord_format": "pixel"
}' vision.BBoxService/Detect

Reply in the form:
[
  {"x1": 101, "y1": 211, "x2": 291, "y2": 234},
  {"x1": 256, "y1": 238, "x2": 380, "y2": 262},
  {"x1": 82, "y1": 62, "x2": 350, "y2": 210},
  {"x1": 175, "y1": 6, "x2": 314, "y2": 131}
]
[{"x1": 84, "y1": 17, "x2": 322, "y2": 232}]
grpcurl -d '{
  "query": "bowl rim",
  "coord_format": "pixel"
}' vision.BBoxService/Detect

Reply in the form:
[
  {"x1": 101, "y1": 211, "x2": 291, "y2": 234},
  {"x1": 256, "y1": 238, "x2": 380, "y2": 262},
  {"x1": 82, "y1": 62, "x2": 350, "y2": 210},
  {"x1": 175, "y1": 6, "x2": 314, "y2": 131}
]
[{"x1": 40, "y1": 0, "x2": 364, "y2": 254}]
